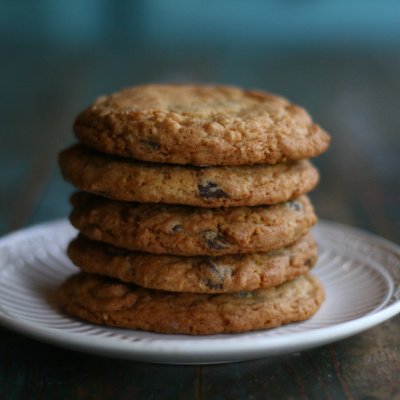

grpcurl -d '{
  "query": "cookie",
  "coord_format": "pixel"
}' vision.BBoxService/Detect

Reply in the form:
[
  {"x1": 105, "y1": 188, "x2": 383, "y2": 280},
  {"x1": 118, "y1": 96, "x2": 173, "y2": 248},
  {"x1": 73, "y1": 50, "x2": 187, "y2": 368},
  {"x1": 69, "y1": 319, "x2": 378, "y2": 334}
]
[
  {"x1": 58, "y1": 273, "x2": 324, "y2": 335},
  {"x1": 69, "y1": 192, "x2": 317, "y2": 256},
  {"x1": 74, "y1": 84, "x2": 330, "y2": 166},
  {"x1": 68, "y1": 233, "x2": 317, "y2": 293},
  {"x1": 59, "y1": 144, "x2": 319, "y2": 207}
]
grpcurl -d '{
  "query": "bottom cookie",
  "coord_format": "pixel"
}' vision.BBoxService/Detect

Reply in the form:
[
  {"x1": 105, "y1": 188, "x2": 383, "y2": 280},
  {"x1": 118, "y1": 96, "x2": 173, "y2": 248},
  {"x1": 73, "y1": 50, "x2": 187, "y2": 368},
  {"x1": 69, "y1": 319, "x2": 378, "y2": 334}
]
[{"x1": 57, "y1": 273, "x2": 325, "y2": 335}]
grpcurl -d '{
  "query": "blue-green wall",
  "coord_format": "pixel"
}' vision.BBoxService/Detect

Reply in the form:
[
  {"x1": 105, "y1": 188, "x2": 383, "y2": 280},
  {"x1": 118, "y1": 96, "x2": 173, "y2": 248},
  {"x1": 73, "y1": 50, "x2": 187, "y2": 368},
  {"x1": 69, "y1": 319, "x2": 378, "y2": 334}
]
[{"x1": 1, "y1": 0, "x2": 400, "y2": 49}]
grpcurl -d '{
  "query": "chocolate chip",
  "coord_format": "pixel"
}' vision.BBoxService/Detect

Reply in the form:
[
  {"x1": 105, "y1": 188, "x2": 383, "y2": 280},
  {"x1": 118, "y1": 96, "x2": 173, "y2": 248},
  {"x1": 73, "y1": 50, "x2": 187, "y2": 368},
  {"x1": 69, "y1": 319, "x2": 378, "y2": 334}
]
[
  {"x1": 287, "y1": 201, "x2": 302, "y2": 211},
  {"x1": 202, "y1": 230, "x2": 230, "y2": 250},
  {"x1": 304, "y1": 257, "x2": 314, "y2": 267},
  {"x1": 140, "y1": 139, "x2": 160, "y2": 150},
  {"x1": 198, "y1": 182, "x2": 228, "y2": 199},
  {"x1": 198, "y1": 259, "x2": 224, "y2": 290},
  {"x1": 171, "y1": 224, "x2": 183, "y2": 233}
]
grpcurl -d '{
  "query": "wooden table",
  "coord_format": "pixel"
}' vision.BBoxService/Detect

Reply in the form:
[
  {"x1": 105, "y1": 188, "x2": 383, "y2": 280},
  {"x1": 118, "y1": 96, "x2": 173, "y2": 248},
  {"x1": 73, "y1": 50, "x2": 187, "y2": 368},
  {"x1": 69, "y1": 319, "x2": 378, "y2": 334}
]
[{"x1": 1, "y1": 46, "x2": 399, "y2": 399}]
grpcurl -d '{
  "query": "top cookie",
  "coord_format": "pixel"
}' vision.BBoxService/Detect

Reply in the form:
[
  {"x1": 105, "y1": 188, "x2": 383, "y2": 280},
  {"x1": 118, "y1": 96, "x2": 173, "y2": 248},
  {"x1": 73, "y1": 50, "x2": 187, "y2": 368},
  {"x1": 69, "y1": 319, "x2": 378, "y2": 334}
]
[{"x1": 74, "y1": 84, "x2": 330, "y2": 166}]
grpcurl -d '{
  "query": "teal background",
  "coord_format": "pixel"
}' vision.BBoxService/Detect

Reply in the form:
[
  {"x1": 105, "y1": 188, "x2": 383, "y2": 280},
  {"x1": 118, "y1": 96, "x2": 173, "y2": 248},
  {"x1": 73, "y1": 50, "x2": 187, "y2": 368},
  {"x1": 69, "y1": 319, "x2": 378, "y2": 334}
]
[{"x1": 2, "y1": 0, "x2": 400, "y2": 49}]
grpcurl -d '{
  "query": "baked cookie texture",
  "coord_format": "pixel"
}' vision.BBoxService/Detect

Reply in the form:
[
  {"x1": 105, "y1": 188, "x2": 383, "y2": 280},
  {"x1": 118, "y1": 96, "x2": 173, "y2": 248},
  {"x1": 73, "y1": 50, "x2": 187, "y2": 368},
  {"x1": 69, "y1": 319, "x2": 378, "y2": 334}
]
[
  {"x1": 68, "y1": 233, "x2": 317, "y2": 293},
  {"x1": 69, "y1": 192, "x2": 317, "y2": 256},
  {"x1": 59, "y1": 144, "x2": 319, "y2": 207},
  {"x1": 57, "y1": 83, "x2": 329, "y2": 335},
  {"x1": 57, "y1": 273, "x2": 325, "y2": 335},
  {"x1": 74, "y1": 84, "x2": 330, "y2": 166}
]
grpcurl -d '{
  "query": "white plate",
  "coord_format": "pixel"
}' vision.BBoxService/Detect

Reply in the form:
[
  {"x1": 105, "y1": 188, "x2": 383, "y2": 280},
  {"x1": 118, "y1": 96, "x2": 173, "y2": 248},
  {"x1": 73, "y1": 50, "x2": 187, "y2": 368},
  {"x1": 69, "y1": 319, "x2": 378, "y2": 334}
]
[{"x1": 0, "y1": 219, "x2": 399, "y2": 364}]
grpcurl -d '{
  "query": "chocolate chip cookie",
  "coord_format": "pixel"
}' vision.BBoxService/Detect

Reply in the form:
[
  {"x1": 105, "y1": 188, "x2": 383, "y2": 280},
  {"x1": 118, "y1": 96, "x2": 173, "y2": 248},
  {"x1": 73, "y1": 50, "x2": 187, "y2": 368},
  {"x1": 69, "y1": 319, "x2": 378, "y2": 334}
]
[
  {"x1": 59, "y1": 144, "x2": 319, "y2": 207},
  {"x1": 69, "y1": 192, "x2": 317, "y2": 256},
  {"x1": 74, "y1": 84, "x2": 330, "y2": 166},
  {"x1": 57, "y1": 273, "x2": 324, "y2": 334},
  {"x1": 68, "y1": 233, "x2": 317, "y2": 293}
]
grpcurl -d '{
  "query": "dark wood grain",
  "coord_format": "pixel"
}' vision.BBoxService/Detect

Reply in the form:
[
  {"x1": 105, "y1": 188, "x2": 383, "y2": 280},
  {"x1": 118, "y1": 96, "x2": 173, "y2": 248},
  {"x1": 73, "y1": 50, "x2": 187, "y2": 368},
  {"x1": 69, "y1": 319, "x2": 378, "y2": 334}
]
[{"x1": 1, "y1": 46, "x2": 399, "y2": 399}]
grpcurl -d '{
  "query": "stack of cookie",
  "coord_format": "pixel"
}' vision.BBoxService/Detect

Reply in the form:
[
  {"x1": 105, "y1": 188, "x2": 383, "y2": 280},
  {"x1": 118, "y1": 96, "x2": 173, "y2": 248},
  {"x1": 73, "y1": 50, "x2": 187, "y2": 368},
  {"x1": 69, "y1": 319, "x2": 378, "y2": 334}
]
[{"x1": 58, "y1": 85, "x2": 330, "y2": 335}]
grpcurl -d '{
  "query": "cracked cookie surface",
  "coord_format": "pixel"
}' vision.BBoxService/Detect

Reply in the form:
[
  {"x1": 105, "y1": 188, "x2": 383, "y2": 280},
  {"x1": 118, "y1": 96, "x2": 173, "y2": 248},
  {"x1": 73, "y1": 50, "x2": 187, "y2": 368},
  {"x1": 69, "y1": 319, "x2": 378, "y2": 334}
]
[{"x1": 74, "y1": 84, "x2": 330, "y2": 166}]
